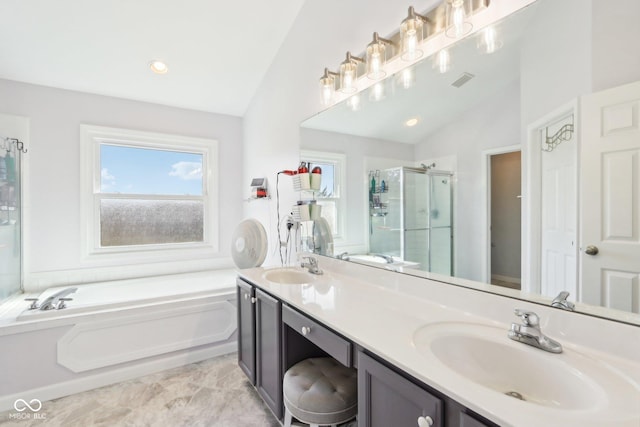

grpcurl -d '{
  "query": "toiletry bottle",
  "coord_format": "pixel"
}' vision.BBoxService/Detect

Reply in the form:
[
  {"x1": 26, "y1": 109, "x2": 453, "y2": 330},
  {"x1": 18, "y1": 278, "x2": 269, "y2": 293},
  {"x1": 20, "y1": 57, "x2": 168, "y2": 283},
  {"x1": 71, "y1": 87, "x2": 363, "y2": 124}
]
[
  {"x1": 381, "y1": 180, "x2": 386, "y2": 192},
  {"x1": 370, "y1": 174, "x2": 376, "y2": 194}
]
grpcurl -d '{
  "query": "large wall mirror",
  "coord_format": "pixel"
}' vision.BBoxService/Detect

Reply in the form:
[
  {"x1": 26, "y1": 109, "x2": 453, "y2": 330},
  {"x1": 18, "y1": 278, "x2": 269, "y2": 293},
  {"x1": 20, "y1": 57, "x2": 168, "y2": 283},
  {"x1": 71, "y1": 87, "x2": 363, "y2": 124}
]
[{"x1": 300, "y1": 0, "x2": 640, "y2": 325}]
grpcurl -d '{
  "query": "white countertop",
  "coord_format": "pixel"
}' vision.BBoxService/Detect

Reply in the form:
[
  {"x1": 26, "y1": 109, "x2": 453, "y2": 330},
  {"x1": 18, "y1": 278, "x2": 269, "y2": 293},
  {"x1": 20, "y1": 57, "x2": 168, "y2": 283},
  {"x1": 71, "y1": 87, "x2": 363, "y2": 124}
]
[{"x1": 238, "y1": 257, "x2": 640, "y2": 427}]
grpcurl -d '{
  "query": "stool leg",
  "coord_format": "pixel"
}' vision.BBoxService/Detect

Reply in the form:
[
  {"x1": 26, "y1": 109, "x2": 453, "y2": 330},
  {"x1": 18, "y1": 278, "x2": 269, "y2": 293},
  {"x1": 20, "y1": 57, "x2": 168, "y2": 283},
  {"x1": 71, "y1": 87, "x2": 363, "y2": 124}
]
[{"x1": 284, "y1": 408, "x2": 293, "y2": 427}]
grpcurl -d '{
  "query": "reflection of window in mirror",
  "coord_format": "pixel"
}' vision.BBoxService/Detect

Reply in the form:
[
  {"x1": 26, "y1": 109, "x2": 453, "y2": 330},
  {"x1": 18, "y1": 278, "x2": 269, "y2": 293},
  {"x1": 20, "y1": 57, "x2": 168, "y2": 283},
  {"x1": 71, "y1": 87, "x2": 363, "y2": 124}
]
[{"x1": 300, "y1": 150, "x2": 345, "y2": 240}]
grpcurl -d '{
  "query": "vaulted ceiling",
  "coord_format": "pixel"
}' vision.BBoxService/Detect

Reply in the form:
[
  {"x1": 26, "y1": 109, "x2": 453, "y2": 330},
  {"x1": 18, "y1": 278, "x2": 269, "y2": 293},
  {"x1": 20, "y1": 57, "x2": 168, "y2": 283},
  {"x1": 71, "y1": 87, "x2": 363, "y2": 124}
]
[{"x1": 0, "y1": 0, "x2": 305, "y2": 116}]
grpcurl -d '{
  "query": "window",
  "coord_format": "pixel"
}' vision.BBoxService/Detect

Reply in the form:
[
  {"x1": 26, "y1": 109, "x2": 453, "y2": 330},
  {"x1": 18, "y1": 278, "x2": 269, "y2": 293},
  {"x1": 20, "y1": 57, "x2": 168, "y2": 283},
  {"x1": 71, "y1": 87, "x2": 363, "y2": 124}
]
[
  {"x1": 301, "y1": 150, "x2": 345, "y2": 240},
  {"x1": 80, "y1": 125, "x2": 218, "y2": 259}
]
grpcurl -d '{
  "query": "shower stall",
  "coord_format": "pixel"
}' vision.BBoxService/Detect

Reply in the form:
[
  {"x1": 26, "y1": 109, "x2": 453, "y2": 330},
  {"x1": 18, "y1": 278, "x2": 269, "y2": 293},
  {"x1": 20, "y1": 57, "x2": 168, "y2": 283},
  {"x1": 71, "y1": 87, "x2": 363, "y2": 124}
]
[
  {"x1": 369, "y1": 166, "x2": 453, "y2": 275},
  {"x1": 0, "y1": 136, "x2": 22, "y2": 301}
]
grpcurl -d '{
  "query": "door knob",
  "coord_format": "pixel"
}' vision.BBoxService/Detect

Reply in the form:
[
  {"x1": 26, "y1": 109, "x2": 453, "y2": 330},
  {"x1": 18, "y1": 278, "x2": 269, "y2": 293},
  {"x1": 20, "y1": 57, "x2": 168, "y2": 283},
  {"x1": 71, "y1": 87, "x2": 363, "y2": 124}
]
[
  {"x1": 585, "y1": 245, "x2": 599, "y2": 256},
  {"x1": 417, "y1": 415, "x2": 433, "y2": 427}
]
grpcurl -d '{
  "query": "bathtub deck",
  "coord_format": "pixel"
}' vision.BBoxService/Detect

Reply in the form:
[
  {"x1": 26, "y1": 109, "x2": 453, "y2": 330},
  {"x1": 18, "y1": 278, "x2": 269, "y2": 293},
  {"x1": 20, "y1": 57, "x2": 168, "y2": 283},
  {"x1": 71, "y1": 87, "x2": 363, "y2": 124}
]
[{"x1": 0, "y1": 269, "x2": 238, "y2": 328}]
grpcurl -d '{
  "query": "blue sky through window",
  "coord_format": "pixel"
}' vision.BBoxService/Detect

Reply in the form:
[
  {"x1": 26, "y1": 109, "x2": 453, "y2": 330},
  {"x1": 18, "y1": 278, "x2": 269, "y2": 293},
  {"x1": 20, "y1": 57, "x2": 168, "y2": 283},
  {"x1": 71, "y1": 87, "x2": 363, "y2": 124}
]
[{"x1": 100, "y1": 145, "x2": 203, "y2": 195}]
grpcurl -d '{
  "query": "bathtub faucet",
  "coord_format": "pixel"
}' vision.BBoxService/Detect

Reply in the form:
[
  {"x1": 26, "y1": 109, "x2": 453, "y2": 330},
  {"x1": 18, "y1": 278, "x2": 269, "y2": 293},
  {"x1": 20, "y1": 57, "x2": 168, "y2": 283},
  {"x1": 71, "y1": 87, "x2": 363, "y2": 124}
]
[{"x1": 37, "y1": 287, "x2": 78, "y2": 310}]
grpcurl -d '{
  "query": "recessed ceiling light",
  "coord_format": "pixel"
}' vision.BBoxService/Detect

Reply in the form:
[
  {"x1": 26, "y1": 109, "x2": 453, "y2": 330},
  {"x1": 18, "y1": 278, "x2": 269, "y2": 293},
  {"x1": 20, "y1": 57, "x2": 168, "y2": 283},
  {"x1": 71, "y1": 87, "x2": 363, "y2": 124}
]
[
  {"x1": 149, "y1": 60, "x2": 168, "y2": 74},
  {"x1": 405, "y1": 117, "x2": 419, "y2": 127}
]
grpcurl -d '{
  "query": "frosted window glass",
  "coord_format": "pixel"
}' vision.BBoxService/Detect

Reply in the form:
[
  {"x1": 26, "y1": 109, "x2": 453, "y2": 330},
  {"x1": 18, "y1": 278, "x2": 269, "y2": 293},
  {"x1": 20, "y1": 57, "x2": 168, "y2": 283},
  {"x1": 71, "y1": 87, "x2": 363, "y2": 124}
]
[{"x1": 100, "y1": 199, "x2": 204, "y2": 246}]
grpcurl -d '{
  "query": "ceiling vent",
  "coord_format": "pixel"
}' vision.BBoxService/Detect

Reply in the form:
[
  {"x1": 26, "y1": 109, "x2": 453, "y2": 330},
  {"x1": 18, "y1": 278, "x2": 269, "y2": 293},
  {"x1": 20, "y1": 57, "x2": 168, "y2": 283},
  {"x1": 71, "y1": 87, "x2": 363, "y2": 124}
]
[{"x1": 451, "y1": 72, "x2": 475, "y2": 88}]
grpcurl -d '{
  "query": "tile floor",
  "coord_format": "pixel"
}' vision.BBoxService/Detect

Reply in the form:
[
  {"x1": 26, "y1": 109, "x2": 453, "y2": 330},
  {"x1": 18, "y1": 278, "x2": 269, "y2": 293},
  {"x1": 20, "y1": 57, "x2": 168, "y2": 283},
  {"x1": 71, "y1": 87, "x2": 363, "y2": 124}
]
[{"x1": 0, "y1": 353, "x2": 280, "y2": 427}]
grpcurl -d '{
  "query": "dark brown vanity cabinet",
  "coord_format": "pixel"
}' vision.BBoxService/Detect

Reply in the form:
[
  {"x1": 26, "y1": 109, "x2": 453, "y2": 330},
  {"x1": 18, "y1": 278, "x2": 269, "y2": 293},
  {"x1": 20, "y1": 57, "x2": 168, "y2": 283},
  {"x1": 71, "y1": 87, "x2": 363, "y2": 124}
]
[
  {"x1": 238, "y1": 277, "x2": 497, "y2": 427},
  {"x1": 237, "y1": 279, "x2": 256, "y2": 384},
  {"x1": 236, "y1": 278, "x2": 283, "y2": 419},
  {"x1": 358, "y1": 350, "x2": 497, "y2": 427},
  {"x1": 358, "y1": 351, "x2": 443, "y2": 427}
]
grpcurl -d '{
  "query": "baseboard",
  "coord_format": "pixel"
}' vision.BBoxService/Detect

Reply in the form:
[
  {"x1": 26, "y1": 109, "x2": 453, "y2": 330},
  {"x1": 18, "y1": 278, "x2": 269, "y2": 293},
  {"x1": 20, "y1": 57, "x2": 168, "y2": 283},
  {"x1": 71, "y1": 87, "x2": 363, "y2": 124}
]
[{"x1": 0, "y1": 342, "x2": 236, "y2": 413}]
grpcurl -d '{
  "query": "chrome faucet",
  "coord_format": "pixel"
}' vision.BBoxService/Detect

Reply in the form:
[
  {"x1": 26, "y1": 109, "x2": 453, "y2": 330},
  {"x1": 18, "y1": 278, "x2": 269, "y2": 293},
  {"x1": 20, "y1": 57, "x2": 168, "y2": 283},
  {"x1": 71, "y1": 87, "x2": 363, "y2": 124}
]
[
  {"x1": 372, "y1": 253, "x2": 393, "y2": 263},
  {"x1": 508, "y1": 309, "x2": 562, "y2": 353},
  {"x1": 37, "y1": 287, "x2": 78, "y2": 310},
  {"x1": 336, "y1": 252, "x2": 350, "y2": 261},
  {"x1": 551, "y1": 291, "x2": 575, "y2": 311},
  {"x1": 301, "y1": 256, "x2": 323, "y2": 275}
]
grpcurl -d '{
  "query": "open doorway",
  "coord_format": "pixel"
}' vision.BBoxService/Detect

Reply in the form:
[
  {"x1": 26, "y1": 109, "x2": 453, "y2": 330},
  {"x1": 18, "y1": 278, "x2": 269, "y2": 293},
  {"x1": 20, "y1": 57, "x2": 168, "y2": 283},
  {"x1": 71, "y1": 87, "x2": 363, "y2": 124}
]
[{"x1": 489, "y1": 150, "x2": 522, "y2": 290}]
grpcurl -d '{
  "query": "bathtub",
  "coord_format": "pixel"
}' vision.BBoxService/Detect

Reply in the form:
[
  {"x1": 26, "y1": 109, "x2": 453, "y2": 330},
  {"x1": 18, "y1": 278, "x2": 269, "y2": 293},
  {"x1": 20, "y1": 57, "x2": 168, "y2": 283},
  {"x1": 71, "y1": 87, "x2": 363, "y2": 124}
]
[
  {"x1": 0, "y1": 269, "x2": 239, "y2": 412},
  {"x1": 15, "y1": 269, "x2": 237, "y2": 321}
]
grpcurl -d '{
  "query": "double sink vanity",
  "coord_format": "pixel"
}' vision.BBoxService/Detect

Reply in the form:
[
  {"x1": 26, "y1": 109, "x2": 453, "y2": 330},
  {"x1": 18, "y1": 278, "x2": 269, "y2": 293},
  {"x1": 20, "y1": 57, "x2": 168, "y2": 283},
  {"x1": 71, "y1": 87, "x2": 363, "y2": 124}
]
[{"x1": 237, "y1": 256, "x2": 640, "y2": 427}]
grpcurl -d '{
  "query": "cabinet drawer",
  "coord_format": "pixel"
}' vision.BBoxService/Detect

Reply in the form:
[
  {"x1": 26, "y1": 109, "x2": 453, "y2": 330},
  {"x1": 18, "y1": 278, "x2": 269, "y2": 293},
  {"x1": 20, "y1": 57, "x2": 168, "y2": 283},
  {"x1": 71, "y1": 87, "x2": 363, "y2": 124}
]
[{"x1": 282, "y1": 305, "x2": 352, "y2": 367}]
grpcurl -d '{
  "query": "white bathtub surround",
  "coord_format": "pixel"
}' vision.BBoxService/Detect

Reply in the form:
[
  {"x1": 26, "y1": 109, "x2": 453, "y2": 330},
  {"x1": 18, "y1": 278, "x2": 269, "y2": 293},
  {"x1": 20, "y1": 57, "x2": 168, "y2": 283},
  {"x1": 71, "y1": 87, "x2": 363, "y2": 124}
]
[
  {"x1": 0, "y1": 271, "x2": 238, "y2": 412},
  {"x1": 23, "y1": 257, "x2": 236, "y2": 293},
  {"x1": 240, "y1": 258, "x2": 640, "y2": 427},
  {"x1": 0, "y1": 353, "x2": 280, "y2": 427}
]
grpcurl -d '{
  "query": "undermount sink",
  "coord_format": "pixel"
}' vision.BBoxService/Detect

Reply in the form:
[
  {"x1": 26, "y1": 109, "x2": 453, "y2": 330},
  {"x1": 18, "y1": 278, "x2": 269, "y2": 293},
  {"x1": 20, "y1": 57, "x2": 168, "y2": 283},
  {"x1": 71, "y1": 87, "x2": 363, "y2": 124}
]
[
  {"x1": 262, "y1": 268, "x2": 316, "y2": 285},
  {"x1": 412, "y1": 322, "x2": 636, "y2": 411}
]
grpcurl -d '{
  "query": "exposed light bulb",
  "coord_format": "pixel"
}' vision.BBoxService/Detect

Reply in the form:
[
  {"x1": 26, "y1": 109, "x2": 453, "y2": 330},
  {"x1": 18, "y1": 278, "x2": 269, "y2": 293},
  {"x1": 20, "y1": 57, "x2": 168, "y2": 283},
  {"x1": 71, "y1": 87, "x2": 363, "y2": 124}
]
[
  {"x1": 319, "y1": 69, "x2": 337, "y2": 106},
  {"x1": 320, "y1": 80, "x2": 334, "y2": 106},
  {"x1": 446, "y1": 0, "x2": 472, "y2": 39},
  {"x1": 339, "y1": 53, "x2": 363, "y2": 94},
  {"x1": 400, "y1": 7, "x2": 424, "y2": 61},
  {"x1": 368, "y1": 50, "x2": 383, "y2": 79}
]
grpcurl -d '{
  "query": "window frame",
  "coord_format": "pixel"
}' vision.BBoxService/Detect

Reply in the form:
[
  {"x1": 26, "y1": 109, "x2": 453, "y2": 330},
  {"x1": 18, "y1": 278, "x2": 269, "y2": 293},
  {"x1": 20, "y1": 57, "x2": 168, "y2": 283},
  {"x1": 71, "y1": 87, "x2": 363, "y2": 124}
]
[
  {"x1": 80, "y1": 125, "x2": 219, "y2": 261},
  {"x1": 301, "y1": 150, "x2": 346, "y2": 242}
]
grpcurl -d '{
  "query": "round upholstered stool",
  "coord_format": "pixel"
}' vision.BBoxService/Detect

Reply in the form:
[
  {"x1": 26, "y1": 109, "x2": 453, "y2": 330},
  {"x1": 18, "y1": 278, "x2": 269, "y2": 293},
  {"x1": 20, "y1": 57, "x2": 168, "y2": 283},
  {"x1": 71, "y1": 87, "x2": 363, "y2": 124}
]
[{"x1": 283, "y1": 357, "x2": 357, "y2": 427}]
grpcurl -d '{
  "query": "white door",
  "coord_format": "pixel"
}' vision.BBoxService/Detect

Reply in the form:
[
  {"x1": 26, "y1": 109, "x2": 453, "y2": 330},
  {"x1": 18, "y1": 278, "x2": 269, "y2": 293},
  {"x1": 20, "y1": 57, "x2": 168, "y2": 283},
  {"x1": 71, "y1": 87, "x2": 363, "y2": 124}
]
[
  {"x1": 540, "y1": 128, "x2": 577, "y2": 298},
  {"x1": 580, "y1": 80, "x2": 640, "y2": 314}
]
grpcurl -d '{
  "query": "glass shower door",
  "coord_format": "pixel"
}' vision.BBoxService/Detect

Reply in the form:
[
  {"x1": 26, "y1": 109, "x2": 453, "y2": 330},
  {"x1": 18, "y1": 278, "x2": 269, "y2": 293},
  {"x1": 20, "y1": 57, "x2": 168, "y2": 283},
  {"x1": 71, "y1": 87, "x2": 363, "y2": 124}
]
[
  {"x1": 428, "y1": 172, "x2": 453, "y2": 275},
  {"x1": 403, "y1": 169, "x2": 429, "y2": 268},
  {"x1": 0, "y1": 141, "x2": 21, "y2": 301}
]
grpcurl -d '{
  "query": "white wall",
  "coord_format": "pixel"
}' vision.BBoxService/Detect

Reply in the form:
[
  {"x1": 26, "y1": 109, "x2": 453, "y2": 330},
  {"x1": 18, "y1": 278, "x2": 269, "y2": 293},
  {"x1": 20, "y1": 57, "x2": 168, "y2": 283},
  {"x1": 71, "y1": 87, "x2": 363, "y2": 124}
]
[
  {"x1": 0, "y1": 79, "x2": 243, "y2": 289},
  {"x1": 591, "y1": 0, "x2": 640, "y2": 93},
  {"x1": 243, "y1": 0, "x2": 438, "y2": 266}
]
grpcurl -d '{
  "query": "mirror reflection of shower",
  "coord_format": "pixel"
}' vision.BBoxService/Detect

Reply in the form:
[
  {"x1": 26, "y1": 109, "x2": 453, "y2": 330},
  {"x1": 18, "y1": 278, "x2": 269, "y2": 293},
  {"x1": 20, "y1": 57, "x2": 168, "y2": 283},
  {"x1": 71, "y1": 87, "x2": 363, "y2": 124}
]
[
  {"x1": 0, "y1": 129, "x2": 25, "y2": 302},
  {"x1": 369, "y1": 166, "x2": 453, "y2": 275}
]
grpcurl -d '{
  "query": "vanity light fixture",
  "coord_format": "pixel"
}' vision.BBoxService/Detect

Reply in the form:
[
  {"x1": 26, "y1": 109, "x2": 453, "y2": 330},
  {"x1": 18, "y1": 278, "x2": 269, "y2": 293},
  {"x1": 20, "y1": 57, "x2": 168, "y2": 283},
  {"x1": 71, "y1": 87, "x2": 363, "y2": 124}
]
[
  {"x1": 477, "y1": 25, "x2": 503, "y2": 54},
  {"x1": 318, "y1": 0, "x2": 491, "y2": 106},
  {"x1": 339, "y1": 52, "x2": 365, "y2": 94},
  {"x1": 433, "y1": 49, "x2": 452, "y2": 74},
  {"x1": 400, "y1": 7, "x2": 429, "y2": 61},
  {"x1": 366, "y1": 32, "x2": 394, "y2": 80},
  {"x1": 320, "y1": 68, "x2": 339, "y2": 106},
  {"x1": 149, "y1": 60, "x2": 168, "y2": 74},
  {"x1": 445, "y1": 0, "x2": 473, "y2": 39}
]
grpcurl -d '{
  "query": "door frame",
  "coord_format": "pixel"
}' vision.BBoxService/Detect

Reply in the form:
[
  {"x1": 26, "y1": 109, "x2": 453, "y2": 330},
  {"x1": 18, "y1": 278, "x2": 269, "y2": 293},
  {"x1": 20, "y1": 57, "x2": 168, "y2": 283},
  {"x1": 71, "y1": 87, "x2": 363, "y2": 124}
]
[
  {"x1": 481, "y1": 144, "x2": 521, "y2": 284},
  {"x1": 523, "y1": 99, "x2": 579, "y2": 294}
]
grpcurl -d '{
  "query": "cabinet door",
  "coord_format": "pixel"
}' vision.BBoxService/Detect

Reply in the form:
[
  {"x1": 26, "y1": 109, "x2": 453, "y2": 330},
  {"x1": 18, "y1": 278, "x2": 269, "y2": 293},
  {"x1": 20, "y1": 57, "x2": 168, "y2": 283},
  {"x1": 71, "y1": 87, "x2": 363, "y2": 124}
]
[
  {"x1": 358, "y1": 351, "x2": 442, "y2": 427},
  {"x1": 237, "y1": 279, "x2": 256, "y2": 384},
  {"x1": 256, "y1": 288, "x2": 283, "y2": 419},
  {"x1": 460, "y1": 412, "x2": 492, "y2": 427}
]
